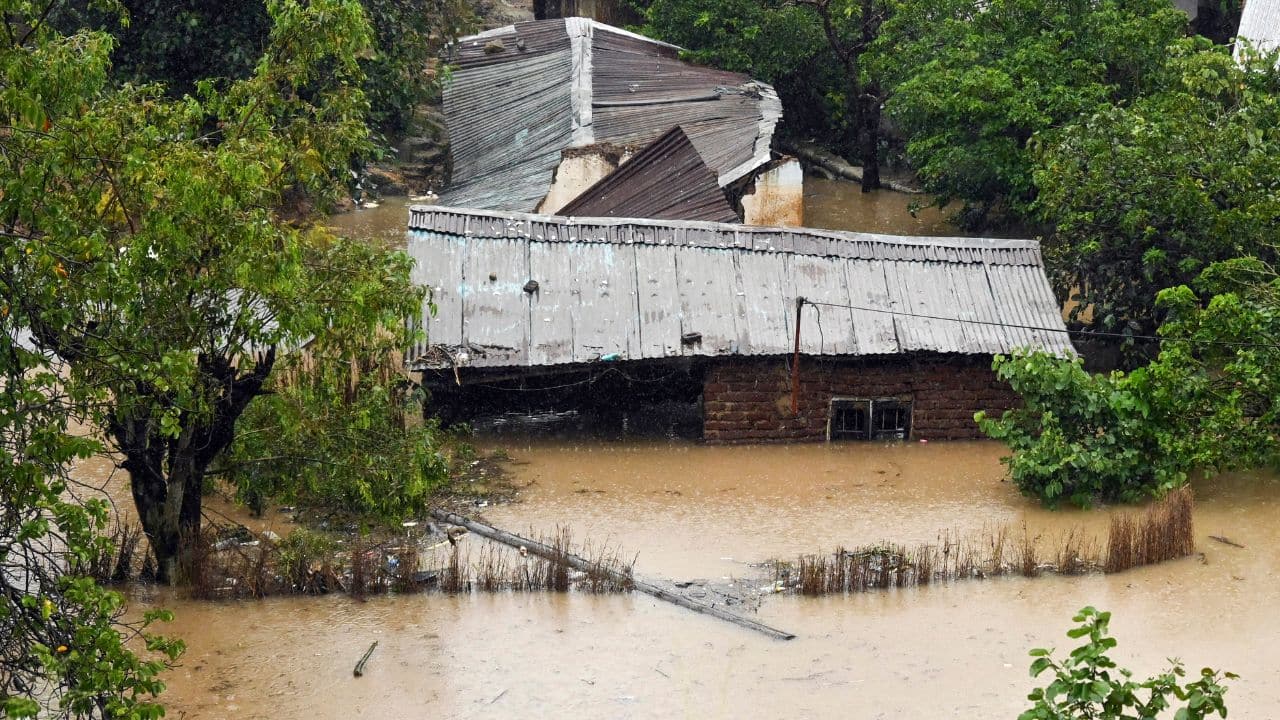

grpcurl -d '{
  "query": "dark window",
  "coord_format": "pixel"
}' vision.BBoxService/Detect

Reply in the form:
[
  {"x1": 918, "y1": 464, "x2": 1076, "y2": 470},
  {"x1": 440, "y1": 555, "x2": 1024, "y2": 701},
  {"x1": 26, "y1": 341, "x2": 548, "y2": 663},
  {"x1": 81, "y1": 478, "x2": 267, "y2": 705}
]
[
  {"x1": 828, "y1": 398, "x2": 912, "y2": 442},
  {"x1": 829, "y1": 400, "x2": 869, "y2": 440},
  {"x1": 871, "y1": 400, "x2": 912, "y2": 440}
]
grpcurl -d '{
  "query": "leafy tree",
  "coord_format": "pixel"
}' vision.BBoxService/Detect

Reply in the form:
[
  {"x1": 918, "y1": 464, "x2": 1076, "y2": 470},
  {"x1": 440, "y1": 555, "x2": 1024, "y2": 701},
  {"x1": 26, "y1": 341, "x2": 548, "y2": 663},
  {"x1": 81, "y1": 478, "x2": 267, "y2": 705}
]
[
  {"x1": 0, "y1": 322, "x2": 184, "y2": 715},
  {"x1": 885, "y1": 0, "x2": 1187, "y2": 228},
  {"x1": 56, "y1": 0, "x2": 473, "y2": 137},
  {"x1": 977, "y1": 351, "x2": 1183, "y2": 507},
  {"x1": 641, "y1": 0, "x2": 888, "y2": 188},
  {"x1": 1147, "y1": 259, "x2": 1280, "y2": 474},
  {"x1": 3, "y1": 0, "x2": 424, "y2": 582},
  {"x1": 223, "y1": 333, "x2": 451, "y2": 523},
  {"x1": 349, "y1": 0, "x2": 473, "y2": 136},
  {"x1": 979, "y1": 261, "x2": 1280, "y2": 507},
  {"x1": 1021, "y1": 607, "x2": 1233, "y2": 719},
  {"x1": 1033, "y1": 41, "x2": 1280, "y2": 335}
]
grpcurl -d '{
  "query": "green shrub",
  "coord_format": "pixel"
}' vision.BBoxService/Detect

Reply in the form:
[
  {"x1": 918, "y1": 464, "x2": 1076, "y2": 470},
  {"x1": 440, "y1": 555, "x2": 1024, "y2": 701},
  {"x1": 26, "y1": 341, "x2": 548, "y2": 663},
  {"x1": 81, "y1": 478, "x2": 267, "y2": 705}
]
[
  {"x1": 977, "y1": 351, "x2": 1185, "y2": 507},
  {"x1": 1021, "y1": 607, "x2": 1233, "y2": 719}
]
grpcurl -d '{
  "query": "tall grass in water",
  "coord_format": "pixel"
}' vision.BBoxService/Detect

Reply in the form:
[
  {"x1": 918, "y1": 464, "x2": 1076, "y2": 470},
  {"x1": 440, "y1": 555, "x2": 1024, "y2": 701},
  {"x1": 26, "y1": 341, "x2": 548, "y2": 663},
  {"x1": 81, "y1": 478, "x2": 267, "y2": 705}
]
[
  {"x1": 1105, "y1": 486, "x2": 1194, "y2": 572},
  {"x1": 78, "y1": 522, "x2": 145, "y2": 586},
  {"x1": 134, "y1": 517, "x2": 642, "y2": 600},
  {"x1": 778, "y1": 487, "x2": 1196, "y2": 596}
]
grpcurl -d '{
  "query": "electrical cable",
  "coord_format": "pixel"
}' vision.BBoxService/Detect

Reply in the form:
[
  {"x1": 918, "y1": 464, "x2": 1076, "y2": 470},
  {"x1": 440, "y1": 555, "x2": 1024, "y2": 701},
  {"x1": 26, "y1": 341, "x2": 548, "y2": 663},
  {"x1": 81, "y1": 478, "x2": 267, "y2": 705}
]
[{"x1": 800, "y1": 299, "x2": 1280, "y2": 352}]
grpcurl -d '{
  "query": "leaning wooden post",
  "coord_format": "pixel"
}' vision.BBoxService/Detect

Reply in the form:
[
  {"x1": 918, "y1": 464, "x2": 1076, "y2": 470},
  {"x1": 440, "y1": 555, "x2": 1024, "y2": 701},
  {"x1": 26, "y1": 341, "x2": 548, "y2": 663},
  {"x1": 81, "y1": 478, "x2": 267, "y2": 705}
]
[
  {"x1": 791, "y1": 297, "x2": 805, "y2": 416},
  {"x1": 429, "y1": 509, "x2": 796, "y2": 641},
  {"x1": 353, "y1": 641, "x2": 378, "y2": 677}
]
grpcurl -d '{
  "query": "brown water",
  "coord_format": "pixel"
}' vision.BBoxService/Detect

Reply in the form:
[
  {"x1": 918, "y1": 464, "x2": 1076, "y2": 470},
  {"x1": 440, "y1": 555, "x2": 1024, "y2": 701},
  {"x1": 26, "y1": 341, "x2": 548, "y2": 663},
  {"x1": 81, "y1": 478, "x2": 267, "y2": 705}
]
[
  {"x1": 326, "y1": 197, "x2": 416, "y2": 248},
  {"x1": 802, "y1": 177, "x2": 960, "y2": 236},
  {"x1": 326, "y1": 177, "x2": 964, "y2": 243},
  {"x1": 131, "y1": 441, "x2": 1280, "y2": 719},
  {"x1": 115, "y1": 188, "x2": 1278, "y2": 717}
]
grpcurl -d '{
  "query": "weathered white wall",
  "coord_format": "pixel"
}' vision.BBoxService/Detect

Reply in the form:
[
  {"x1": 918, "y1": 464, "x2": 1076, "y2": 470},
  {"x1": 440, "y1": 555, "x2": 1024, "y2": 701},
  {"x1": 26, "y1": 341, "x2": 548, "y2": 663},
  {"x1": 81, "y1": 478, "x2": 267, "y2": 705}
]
[
  {"x1": 1237, "y1": 0, "x2": 1280, "y2": 60},
  {"x1": 537, "y1": 151, "x2": 626, "y2": 214},
  {"x1": 741, "y1": 158, "x2": 804, "y2": 228},
  {"x1": 1172, "y1": 0, "x2": 1199, "y2": 20}
]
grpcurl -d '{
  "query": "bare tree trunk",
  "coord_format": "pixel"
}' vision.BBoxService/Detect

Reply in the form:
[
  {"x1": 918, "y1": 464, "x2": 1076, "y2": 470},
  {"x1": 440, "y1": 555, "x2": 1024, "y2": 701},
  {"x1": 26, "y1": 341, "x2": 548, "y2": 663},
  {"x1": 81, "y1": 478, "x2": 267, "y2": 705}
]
[
  {"x1": 858, "y1": 83, "x2": 881, "y2": 192},
  {"x1": 856, "y1": 0, "x2": 882, "y2": 192},
  {"x1": 534, "y1": 0, "x2": 563, "y2": 20},
  {"x1": 805, "y1": 0, "x2": 883, "y2": 192}
]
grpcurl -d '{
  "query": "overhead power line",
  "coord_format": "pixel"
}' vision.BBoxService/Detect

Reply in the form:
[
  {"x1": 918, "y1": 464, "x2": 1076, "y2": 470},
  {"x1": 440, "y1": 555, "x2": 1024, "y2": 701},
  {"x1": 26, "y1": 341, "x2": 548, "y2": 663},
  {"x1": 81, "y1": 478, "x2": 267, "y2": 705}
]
[{"x1": 800, "y1": 299, "x2": 1280, "y2": 352}]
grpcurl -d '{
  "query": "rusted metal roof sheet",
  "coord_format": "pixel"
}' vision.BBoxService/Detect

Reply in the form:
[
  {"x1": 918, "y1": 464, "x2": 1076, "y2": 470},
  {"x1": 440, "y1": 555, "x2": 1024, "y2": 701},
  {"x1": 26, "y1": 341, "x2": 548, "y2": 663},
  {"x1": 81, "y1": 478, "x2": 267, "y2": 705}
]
[
  {"x1": 1236, "y1": 0, "x2": 1280, "y2": 60},
  {"x1": 440, "y1": 19, "x2": 781, "y2": 212},
  {"x1": 556, "y1": 127, "x2": 739, "y2": 223},
  {"x1": 405, "y1": 207, "x2": 1076, "y2": 368},
  {"x1": 441, "y1": 24, "x2": 575, "y2": 212}
]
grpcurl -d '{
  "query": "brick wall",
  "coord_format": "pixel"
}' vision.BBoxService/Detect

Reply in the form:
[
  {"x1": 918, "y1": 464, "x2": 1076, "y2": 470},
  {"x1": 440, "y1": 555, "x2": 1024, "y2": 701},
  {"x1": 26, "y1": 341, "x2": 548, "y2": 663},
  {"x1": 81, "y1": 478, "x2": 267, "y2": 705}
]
[{"x1": 701, "y1": 355, "x2": 1018, "y2": 444}]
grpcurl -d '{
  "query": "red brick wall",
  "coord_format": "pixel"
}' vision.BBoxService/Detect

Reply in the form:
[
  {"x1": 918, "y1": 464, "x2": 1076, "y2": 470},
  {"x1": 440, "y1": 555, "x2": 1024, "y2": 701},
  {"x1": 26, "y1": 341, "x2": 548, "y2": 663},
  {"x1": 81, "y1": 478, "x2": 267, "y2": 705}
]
[{"x1": 701, "y1": 355, "x2": 1018, "y2": 444}]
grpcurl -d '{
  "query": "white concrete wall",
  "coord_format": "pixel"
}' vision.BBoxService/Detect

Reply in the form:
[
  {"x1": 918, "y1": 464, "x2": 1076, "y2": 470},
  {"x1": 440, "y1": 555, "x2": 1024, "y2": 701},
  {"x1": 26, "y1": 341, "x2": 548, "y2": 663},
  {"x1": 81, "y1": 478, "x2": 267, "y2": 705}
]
[
  {"x1": 1172, "y1": 0, "x2": 1199, "y2": 20},
  {"x1": 536, "y1": 151, "x2": 625, "y2": 214},
  {"x1": 741, "y1": 158, "x2": 804, "y2": 228}
]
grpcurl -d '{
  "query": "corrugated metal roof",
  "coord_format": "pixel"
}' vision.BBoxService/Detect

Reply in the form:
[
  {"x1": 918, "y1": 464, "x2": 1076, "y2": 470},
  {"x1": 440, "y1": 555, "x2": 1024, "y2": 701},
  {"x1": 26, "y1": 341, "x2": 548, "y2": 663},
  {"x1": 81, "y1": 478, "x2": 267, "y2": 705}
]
[
  {"x1": 556, "y1": 127, "x2": 739, "y2": 222},
  {"x1": 405, "y1": 206, "x2": 1076, "y2": 369},
  {"x1": 439, "y1": 19, "x2": 782, "y2": 212},
  {"x1": 1236, "y1": 0, "x2": 1280, "y2": 60}
]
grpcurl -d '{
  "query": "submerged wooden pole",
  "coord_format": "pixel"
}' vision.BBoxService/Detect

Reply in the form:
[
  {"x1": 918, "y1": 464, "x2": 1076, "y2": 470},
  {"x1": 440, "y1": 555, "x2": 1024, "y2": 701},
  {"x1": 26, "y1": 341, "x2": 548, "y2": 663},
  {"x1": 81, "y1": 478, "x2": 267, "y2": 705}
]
[
  {"x1": 791, "y1": 297, "x2": 805, "y2": 416},
  {"x1": 428, "y1": 509, "x2": 796, "y2": 641}
]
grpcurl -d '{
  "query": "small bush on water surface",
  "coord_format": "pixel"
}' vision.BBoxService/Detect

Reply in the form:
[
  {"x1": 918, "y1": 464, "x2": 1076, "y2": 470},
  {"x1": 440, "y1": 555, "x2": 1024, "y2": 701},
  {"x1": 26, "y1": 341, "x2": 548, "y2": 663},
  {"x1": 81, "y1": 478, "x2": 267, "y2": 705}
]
[
  {"x1": 1021, "y1": 607, "x2": 1233, "y2": 720},
  {"x1": 977, "y1": 352, "x2": 1186, "y2": 507}
]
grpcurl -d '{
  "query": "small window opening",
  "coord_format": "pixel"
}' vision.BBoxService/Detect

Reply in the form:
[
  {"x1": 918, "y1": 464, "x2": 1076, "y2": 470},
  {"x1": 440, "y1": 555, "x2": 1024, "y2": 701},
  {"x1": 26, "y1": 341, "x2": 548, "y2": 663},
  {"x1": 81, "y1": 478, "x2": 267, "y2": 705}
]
[
  {"x1": 828, "y1": 397, "x2": 912, "y2": 442},
  {"x1": 871, "y1": 400, "x2": 912, "y2": 440},
  {"x1": 829, "y1": 399, "x2": 870, "y2": 440}
]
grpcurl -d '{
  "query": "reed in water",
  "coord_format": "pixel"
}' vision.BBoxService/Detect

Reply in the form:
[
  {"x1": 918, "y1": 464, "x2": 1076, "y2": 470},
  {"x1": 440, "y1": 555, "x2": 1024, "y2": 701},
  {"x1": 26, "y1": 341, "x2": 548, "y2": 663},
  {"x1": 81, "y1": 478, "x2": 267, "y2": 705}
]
[
  {"x1": 775, "y1": 487, "x2": 1195, "y2": 596},
  {"x1": 95, "y1": 521, "x2": 636, "y2": 600}
]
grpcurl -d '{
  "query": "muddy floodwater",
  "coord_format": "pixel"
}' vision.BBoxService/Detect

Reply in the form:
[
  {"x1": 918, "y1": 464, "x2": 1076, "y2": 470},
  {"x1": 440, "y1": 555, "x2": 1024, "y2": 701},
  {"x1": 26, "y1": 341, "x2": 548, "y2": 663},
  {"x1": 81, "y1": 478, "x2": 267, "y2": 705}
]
[
  {"x1": 802, "y1": 177, "x2": 959, "y2": 236},
  {"x1": 113, "y1": 186, "x2": 1276, "y2": 718},
  {"x1": 326, "y1": 176, "x2": 963, "y2": 243},
  {"x1": 120, "y1": 440, "x2": 1280, "y2": 719}
]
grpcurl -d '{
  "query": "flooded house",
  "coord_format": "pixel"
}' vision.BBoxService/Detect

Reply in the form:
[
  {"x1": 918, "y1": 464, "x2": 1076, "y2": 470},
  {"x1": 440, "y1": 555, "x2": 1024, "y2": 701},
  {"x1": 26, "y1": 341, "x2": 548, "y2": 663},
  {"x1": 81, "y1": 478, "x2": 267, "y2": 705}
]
[
  {"x1": 440, "y1": 18, "x2": 802, "y2": 227},
  {"x1": 405, "y1": 206, "x2": 1075, "y2": 443}
]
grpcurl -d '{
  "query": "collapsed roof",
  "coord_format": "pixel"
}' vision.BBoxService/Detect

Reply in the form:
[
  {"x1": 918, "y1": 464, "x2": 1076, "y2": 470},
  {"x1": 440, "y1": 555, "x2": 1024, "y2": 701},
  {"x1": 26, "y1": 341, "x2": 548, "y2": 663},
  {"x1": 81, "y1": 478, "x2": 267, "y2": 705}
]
[
  {"x1": 440, "y1": 18, "x2": 782, "y2": 213},
  {"x1": 404, "y1": 206, "x2": 1076, "y2": 370},
  {"x1": 555, "y1": 126, "x2": 739, "y2": 223}
]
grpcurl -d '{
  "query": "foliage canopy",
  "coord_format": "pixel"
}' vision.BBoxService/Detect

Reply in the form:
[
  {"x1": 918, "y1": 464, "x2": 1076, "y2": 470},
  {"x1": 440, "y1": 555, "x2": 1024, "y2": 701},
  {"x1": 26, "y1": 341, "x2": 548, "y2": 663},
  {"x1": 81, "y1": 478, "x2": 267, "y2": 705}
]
[
  {"x1": 1034, "y1": 42, "x2": 1280, "y2": 335},
  {"x1": 0, "y1": 299, "x2": 183, "y2": 717},
  {"x1": 3, "y1": 0, "x2": 428, "y2": 581},
  {"x1": 885, "y1": 0, "x2": 1187, "y2": 227},
  {"x1": 980, "y1": 261, "x2": 1280, "y2": 507}
]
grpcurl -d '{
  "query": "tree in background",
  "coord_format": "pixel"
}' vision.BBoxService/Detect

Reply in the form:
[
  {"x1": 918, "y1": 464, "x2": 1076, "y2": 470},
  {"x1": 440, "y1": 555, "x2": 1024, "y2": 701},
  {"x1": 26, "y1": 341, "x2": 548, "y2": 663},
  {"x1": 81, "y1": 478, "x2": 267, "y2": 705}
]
[
  {"x1": 796, "y1": 0, "x2": 889, "y2": 190},
  {"x1": 1033, "y1": 41, "x2": 1280, "y2": 336},
  {"x1": 3, "y1": 0, "x2": 425, "y2": 582},
  {"x1": 640, "y1": 0, "x2": 888, "y2": 188},
  {"x1": 351, "y1": 0, "x2": 473, "y2": 136},
  {"x1": 57, "y1": 0, "x2": 473, "y2": 139},
  {"x1": 884, "y1": 0, "x2": 1186, "y2": 228}
]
